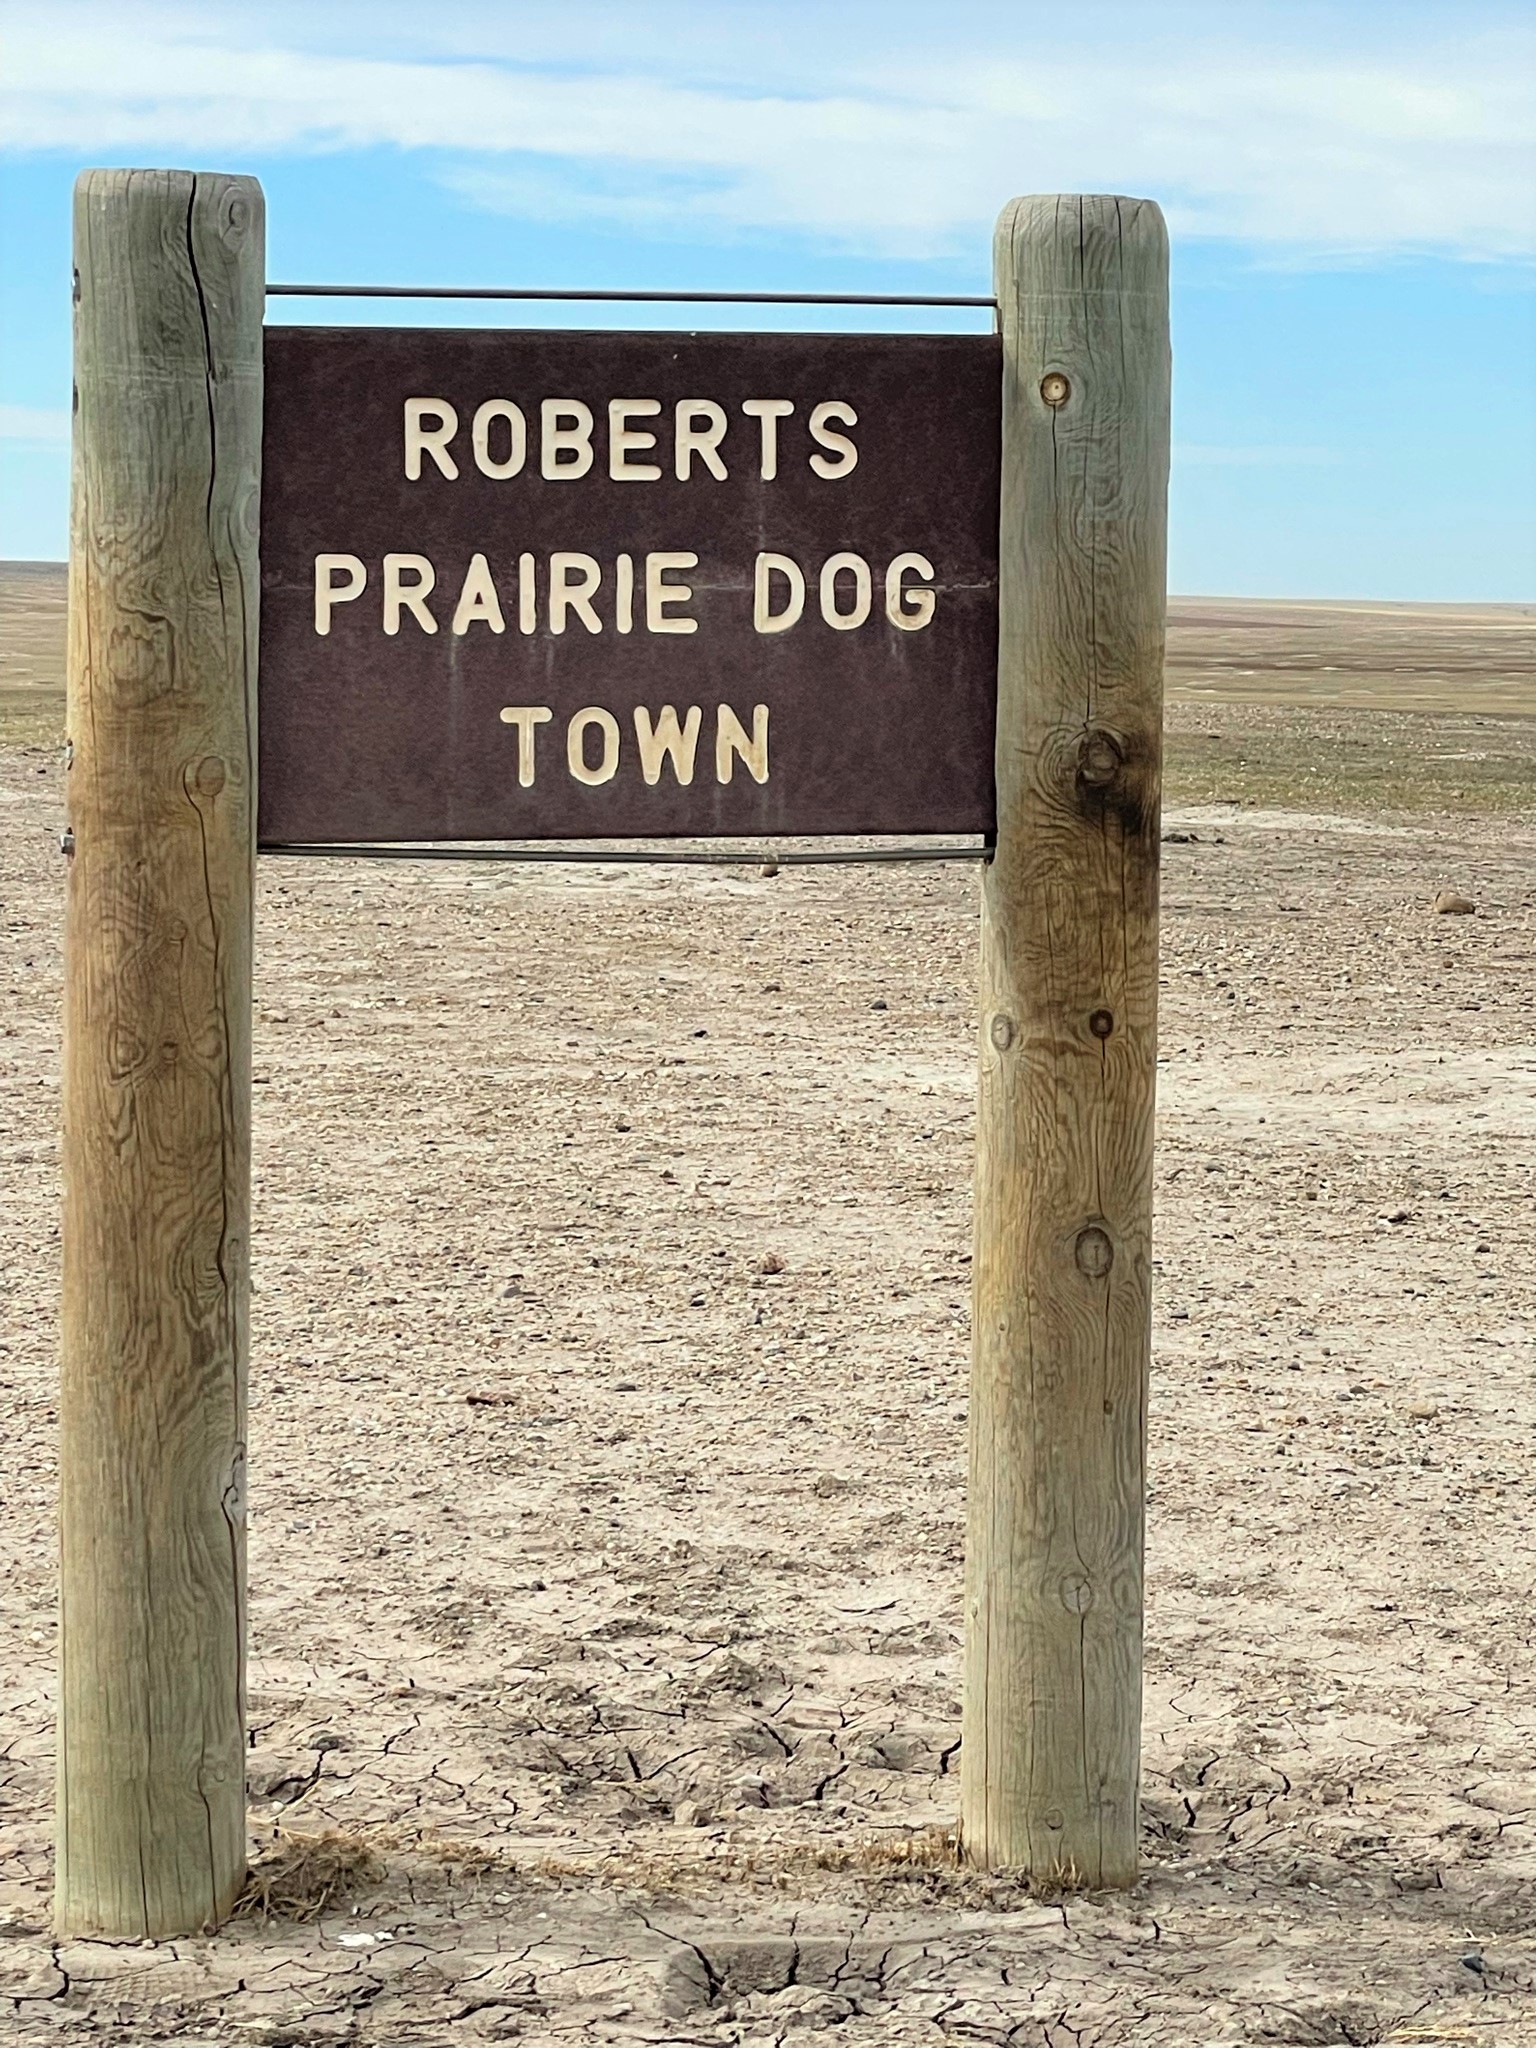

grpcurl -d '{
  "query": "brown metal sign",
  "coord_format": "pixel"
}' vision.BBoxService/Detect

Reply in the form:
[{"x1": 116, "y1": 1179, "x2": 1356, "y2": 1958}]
[{"x1": 258, "y1": 327, "x2": 1000, "y2": 842}]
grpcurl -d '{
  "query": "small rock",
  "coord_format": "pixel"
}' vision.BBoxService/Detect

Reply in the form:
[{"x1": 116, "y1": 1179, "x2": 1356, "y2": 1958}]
[
  {"x1": 1406, "y1": 1401, "x2": 1440, "y2": 1421},
  {"x1": 757, "y1": 1252, "x2": 785, "y2": 1275},
  {"x1": 759, "y1": 859, "x2": 779, "y2": 877},
  {"x1": 871, "y1": 998, "x2": 888, "y2": 1011},
  {"x1": 1383, "y1": 1208, "x2": 1412, "y2": 1224},
  {"x1": 1162, "y1": 829, "x2": 1199, "y2": 844},
  {"x1": 1433, "y1": 890, "x2": 1475, "y2": 915}
]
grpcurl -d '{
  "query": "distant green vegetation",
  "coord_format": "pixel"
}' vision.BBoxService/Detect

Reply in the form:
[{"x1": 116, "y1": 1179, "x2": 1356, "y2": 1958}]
[
  {"x1": 0, "y1": 689, "x2": 64, "y2": 749},
  {"x1": 1164, "y1": 702, "x2": 1536, "y2": 817}
]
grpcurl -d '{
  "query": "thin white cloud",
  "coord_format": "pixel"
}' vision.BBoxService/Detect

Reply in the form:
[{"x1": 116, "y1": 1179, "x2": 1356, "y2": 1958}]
[
  {"x1": 2, "y1": 4, "x2": 1532, "y2": 262},
  {"x1": 0, "y1": 405, "x2": 71, "y2": 442}
]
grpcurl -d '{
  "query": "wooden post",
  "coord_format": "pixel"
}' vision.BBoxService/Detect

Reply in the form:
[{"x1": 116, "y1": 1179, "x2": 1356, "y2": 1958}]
[
  {"x1": 962, "y1": 195, "x2": 1170, "y2": 1885},
  {"x1": 57, "y1": 169, "x2": 263, "y2": 1937}
]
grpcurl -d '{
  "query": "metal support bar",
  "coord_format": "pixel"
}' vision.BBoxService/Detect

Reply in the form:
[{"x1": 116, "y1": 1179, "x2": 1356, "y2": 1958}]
[
  {"x1": 265, "y1": 285, "x2": 995, "y2": 307},
  {"x1": 259, "y1": 841, "x2": 991, "y2": 867}
]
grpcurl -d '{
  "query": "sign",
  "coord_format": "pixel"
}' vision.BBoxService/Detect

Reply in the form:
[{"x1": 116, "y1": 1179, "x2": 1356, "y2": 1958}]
[{"x1": 258, "y1": 327, "x2": 1000, "y2": 842}]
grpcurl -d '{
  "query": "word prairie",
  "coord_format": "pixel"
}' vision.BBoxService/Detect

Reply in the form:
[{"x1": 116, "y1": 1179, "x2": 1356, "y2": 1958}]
[{"x1": 314, "y1": 549, "x2": 938, "y2": 637}]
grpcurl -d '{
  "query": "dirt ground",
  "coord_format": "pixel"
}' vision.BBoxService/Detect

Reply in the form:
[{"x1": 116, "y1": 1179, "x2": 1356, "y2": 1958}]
[{"x1": 2, "y1": 569, "x2": 1535, "y2": 2044}]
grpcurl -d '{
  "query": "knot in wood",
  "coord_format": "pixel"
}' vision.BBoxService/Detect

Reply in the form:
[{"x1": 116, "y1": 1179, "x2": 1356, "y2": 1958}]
[
  {"x1": 192, "y1": 755, "x2": 227, "y2": 799},
  {"x1": 1089, "y1": 1009, "x2": 1114, "y2": 1039},
  {"x1": 1074, "y1": 1225, "x2": 1114, "y2": 1280},
  {"x1": 1076, "y1": 729, "x2": 1123, "y2": 790},
  {"x1": 221, "y1": 192, "x2": 254, "y2": 244},
  {"x1": 1060, "y1": 1575, "x2": 1094, "y2": 1614},
  {"x1": 1040, "y1": 372, "x2": 1071, "y2": 408},
  {"x1": 988, "y1": 1012, "x2": 1016, "y2": 1051},
  {"x1": 108, "y1": 1027, "x2": 145, "y2": 1077}
]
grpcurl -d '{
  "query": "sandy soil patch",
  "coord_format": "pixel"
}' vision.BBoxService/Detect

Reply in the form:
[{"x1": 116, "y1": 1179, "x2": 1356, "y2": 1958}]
[{"x1": 3, "y1": 704, "x2": 1536, "y2": 2041}]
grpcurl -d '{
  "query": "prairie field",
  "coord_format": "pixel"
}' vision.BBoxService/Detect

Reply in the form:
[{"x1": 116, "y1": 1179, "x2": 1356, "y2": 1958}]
[{"x1": 2, "y1": 559, "x2": 1534, "y2": 2044}]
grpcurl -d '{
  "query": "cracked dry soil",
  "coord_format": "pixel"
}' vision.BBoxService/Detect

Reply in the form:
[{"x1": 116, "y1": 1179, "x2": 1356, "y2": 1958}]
[{"x1": 2, "y1": 729, "x2": 1535, "y2": 2044}]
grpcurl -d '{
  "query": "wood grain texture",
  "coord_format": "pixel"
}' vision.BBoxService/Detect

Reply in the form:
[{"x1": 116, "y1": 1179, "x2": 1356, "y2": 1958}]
[
  {"x1": 57, "y1": 168, "x2": 263, "y2": 1936},
  {"x1": 961, "y1": 196, "x2": 1169, "y2": 1884}
]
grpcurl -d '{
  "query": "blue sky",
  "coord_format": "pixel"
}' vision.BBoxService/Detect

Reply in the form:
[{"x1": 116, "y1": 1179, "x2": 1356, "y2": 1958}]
[{"x1": 2, "y1": 0, "x2": 1532, "y2": 598}]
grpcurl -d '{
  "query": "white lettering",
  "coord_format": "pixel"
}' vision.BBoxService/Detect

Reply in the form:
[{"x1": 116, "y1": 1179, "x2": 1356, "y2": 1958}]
[
  {"x1": 567, "y1": 707, "x2": 621, "y2": 785},
  {"x1": 885, "y1": 551, "x2": 936, "y2": 630},
  {"x1": 741, "y1": 398, "x2": 793, "y2": 480},
  {"x1": 716, "y1": 703, "x2": 769, "y2": 784},
  {"x1": 451, "y1": 552, "x2": 506, "y2": 634},
  {"x1": 753, "y1": 551, "x2": 805, "y2": 634},
  {"x1": 646, "y1": 551, "x2": 698, "y2": 634},
  {"x1": 674, "y1": 399, "x2": 728, "y2": 481},
  {"x1": 498, "y1": 705, "x2": 552, "y2": 786},
  {"x1": 549, "y1": 552, "x2": 603, "y2": 634},
  {"x1": 633, "y1": 704, "x2": 702, "y2": 785},
  {"x1": 609, "y1": 398, "x2": 662, "y2": 480},
  {"x1": 808, "y1": 401, "x2": 858, "y2": 478},
  {"x1": 383, "y1": 553, "x2": 438, "y2": 635},
  {"x1": 518, "y1": 551, "x2": 537, "y2": 633},
  {"x1": 471, "y1": 399, "x2": 527, "y2": 480},
  {"x1": 404, "y1": 398, "x2": 458, "y2": 480},
  {"x1": 615, "y1": 553, "x2": 635, "y2": 634},
  {"x1": 819, "y1": 551, "x2": 872, "y2": 631},
  {"x1": 541, "y1": 399, "x2": 595, "y2": 479},
  {"x1": 313, "y1": 553, "x2": 366, "y2": 634}
]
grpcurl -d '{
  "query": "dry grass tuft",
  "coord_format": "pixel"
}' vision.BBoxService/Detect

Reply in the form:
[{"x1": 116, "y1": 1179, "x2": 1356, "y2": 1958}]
[
  {"x1": 412, "y1": 1834, "x2": 504, "y2": 1878},
  {"x1": 805, "y1": 1825, "x2": 959, "y2": 1874},
  {"x1": 801, "y1": 1828, "x2": 1063, "y2": 1905},
  {"x1": 234, "y1": 1828, "x2": 386, "y2": 1921},
  {"x1": 531, "y1": 1826, "x2": 1065, "y2": 1910}
]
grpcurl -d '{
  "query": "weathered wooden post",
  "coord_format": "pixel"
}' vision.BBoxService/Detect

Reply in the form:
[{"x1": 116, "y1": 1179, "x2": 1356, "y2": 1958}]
[
  {"x1": 962, "y1": 195, "x2": 1170, "y2": 1884},
  {"x1": 58, "y1": 168, "x2": 263, "y2": 1936}
]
